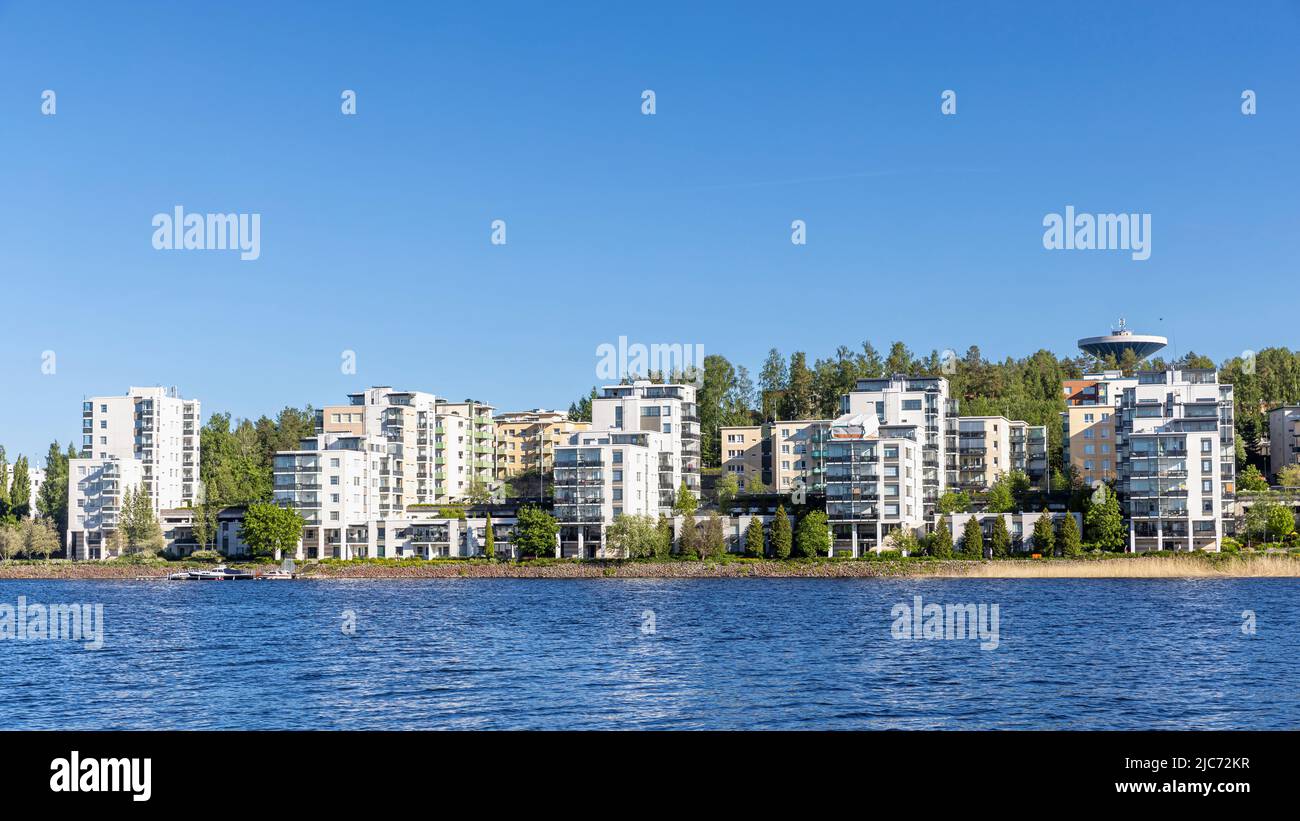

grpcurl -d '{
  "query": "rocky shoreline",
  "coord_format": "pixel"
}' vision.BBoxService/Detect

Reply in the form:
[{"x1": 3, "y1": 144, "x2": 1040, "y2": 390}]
[{"x1": 1, "y1": 554, "x2": 1298, "y2": 580}]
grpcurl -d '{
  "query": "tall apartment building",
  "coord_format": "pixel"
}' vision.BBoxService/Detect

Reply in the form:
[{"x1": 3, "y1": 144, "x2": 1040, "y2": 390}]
[
  {"x1": 553, "y1": 429, "x2": 674, "y2": 557},
  {"x1": 840, "y1": 375, "x2": 952, "y2": 520},
  {"x1": 590, "y1": 381, "x2": 699, "y2": 494},
  {"x1": 273, "y1": 431, "x2": 385, "y2": 559},
  {"x1": 1062, "y1": 371, "x2": 1135, "y2": 487},
  {"x1": 317, "y1": 387, "x2": 496, "y2": 510},
  {"x1": 67, "y1": 386, "x2": 200, "y2": 559},
  {"x1": 824, "y1": 375, "x2": 952, "y2": 554},
  {"x1": 946, "y1": 416, "x2": 1048, "y2": 493},
  {"x1": 1116, "y1": 368, "x2": 1235, "y2": 552},
  {"x1": 1268, "y1": 406, "x2": 1300, "y2": 481},
  {"x1": 494, "y1": 409, "x2": 590, "y2": 480},
  {"x1": 720, "y1": 420, "x2": 831, "y2": 494}
]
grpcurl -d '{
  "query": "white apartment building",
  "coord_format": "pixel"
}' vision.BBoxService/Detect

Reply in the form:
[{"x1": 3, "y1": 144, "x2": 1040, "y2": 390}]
[
  {"x1": 590, "y1": 381, "x2": 699, "y2": 495},
  {"x1": 1117, "y1": 369, "x2": 1236, "y2": 552},
  {"x1": 825, "y1": 411, "x2": 928, "y2": 556},
  {"x1": 67, "y1": 386, "x2": 200, "y2": 559},
  {"x1": 318, "y1": 387, "x2": 497, "y2": 511},
  {"x1": 839, "y1": 375, "x2": 953, "y2": 521},
  {"x1": 273, "y1": 431, "x2": 385, "y2": 559},
  {"x1": 1268, "y1": 406, "x2": 1300, "y2": 482},
  {"x1": 553, "y1": 429, "x2": 675, "y2": 558}
]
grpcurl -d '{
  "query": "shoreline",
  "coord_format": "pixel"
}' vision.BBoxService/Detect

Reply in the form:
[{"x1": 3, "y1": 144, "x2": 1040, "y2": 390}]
[{"x1": 1, "y1": 554, "x2": 1298, "y2": 580}]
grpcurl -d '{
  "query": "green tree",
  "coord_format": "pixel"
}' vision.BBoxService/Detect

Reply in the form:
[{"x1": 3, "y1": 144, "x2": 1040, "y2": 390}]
[
  {"x1": 937, "y1": 491, "x2": 971, "y2": 514},
  {"x1": 702, "y1": 512, "x2": 726, "y2": 559},
  {"x1": 678, "y1": 517, "x2": 701, "y2": 558},
  {"x1": 989, "y1": 515, "x2": 1011, "y2": 558},
  {"x1": 986, "y1": 478, "x2": 1016, "y2": 514},
  {"x1": 607, "y1": 514, "x2": 662, "y2": 559},
  {"x1": 0, "y1": 523, "x2": 19, "y2": 561},
  {"x1": 771, "y1": 504, "x2": 792, "y2": 559},
  {"x1": 673, "y1": 482, "x2": 698, "y2": 518},
  {"x1": 513, "y1": 505, "x2": 559, "y2": 558},
  {"x1": 793, "y1": 510, "x2": 829, "y2": 558},
  {"x1": 22, "y1": 518, "x2": 59, "y2": 561},
  {"x1": 0, "y1": 447, "x2": 10, "y2": 521},
  {"x1": 1239, "y1": 465, "x2": 1270, "y2": 492},
  {"x1": 655, "y1": 514, "x2": 673, "y2": 559},
  {"x1": 745, "y1": 516, "x2": 765, "y2": 558},
  {"x1": 483, "y1": 512, "x2": 495, "y2": 560},
  {"x1": 961, "y1": 517, "x2": 984, "y2": 558},
  {"x1": 36, "y1": 441, "x2": 71, "y2": 543},
  {"x1": 715, "y1": 473, "x2": 739, "y2": 510},
  {"x1": 1085, "y1": 484, "x2": 1125, "y2": 550},
  {"x1": 9, "y1": 456, "x2": 31, "y2": 519},
  {"x1": 1266, "y1": 504, "x2": 1296, "y2": 543},
  {"x1": 117, "y1": 484, "x2": 165, "y2": 556},
  {"x1": 1058, "y1": 513, "x2": 1083, "y2": 557},
  {"x1": 1278, "y1": 464, "x2": 1300, "y2": 488},
  {"x1": 931, "y1": 517, "x2": 954, "y2": 559},
  {"x1": 1031, "y1": 511, "x2": 1055, "y2": 556},
  {"x1": 465, "y1": 478, "x2": 493, "y2": 505},
  {"x1": 238, "y1": 503, "x2": 305, "y2": 558}
]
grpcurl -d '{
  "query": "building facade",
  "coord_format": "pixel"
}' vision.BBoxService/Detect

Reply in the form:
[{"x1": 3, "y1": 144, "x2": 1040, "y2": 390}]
[
  {"x1": 67, "y1": 386, "x2": 200, "y2": 559},
  {"x1": 1268, "y1": 406, "x2": 1300, "y2": 482},
  {"x1": 494, "y1": 409, "x2": 590, "y2": 480},
  {"x1": 719, "y1": 419, "x2": 831, "y2": 494},
  {"x1": 1117, "y1": 369, "x2": 1235, "y2": 552},
  {"x1": 590, "y1": 381, "x2": 700, "y2": 495},
  {"x1": 318, "y1": 387, "x2": 497, "y2": 509},
  {"x1": 1062, "y1": 371, "x2": 1135, "y2": 487},
  {"x1": 553, "y1": 429, "x2": 675, "y2": 557},
  {"x1": 273, "y1": 431, "x2": 385, "y2": 558},
  {"x1": 946, "y1": 416, "x2": 1048, "y2": 494}
]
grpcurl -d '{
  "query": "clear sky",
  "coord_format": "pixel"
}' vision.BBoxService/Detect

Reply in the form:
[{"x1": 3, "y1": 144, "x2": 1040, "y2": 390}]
[{"x1": 1, "y1": 1, "x2": 1297, "y2": 463}]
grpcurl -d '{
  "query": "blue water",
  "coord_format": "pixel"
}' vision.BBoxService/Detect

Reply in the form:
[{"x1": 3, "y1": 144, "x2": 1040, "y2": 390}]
[{"x1": 0, "y1": 578, "x2": 1295, "y2": 729}]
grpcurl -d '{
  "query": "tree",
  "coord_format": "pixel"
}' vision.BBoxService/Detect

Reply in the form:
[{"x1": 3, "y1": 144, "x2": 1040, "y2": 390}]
[
  {"x1": 465, "y1": 478, "x2": 493, "y2": 505},
  {"x1": 0, "y1": 524, "x2": 19, "y2": 561},
  {"x1": 673, "y1": 482, "x2": 698, "y2": 518},
  {"x1": 238, "y1": 503, "x2": 305, "y2": 559},
  {"x1": 36, "y1": 441, "x2": 72, "y2": 543},
  {"x1": 1278, "y1": 464, "x2": 1300, "y2": 488},
  {"x1": 513, "y1": 505, "x2": 559, "y2": 558},
  {"x1": 1240, "y1": 465, "x2": 1270, "y2": 492},
  {"x1": 1058, "y1": 513, "x2": 1083, "y2": 557},
  {"x1": 678, "y1": 517, "x2": 701, "y2": 558},
  {"x1": 606, "y1": 514, "x2": 661, "y2": 559},
  {"x1": 715, "y1": 473, "x2": 739, "y2": 510},
  {"x1": 931, "y1": 517, "x2": 954, "y2": 559},
  {"x1": 745, "y1": 516, "x2": 765, "y2": 558},
  {"x1": 794, "y1": 510, "x2": 829, "y2": 558},
  {"x1": 655, "y1": 514, "x2": 673, "y2": 559},
  {"x1": 9, "y1": 456, "x2": 31, "y2": 519},
  {"x1": 989, "y1": 515, "x2": 1011, "y2": 558},
  {"x1": 986, "y1": 478, "x2": 1016, "y2": 514},
  {"x1": 0, "y1": 448, "x2": 9, "y2": 521},
  {"x1": 117, "y1": 484, "x2": 165, "y2": 556},
  {"x1": 1032, "y1": 511, "x2": 1055, "y2": 556},
  {"x1": 483, "y1": 512, "x2": 495, "y2": 560},
  {"x1": 937, "y1": 491, "x2": 971, "y2": 514},
  {"x1": 1266, "y1": 504, "x2": 1296, "y2": 543},
  {"x1": 702, "y1": 512, "x2": 726, "y2": 560},
  {"x1": 1085, "y1": 484, "x2": 1125, "y2": 550},
  {"x1": 771, "y1": 504, "x2": 792, "y2": 559},
  {"x1": 22, "y1": 518, "x2": 58, "y2": 561},
  {"x1": 961, "y1": 517, "x2": 984, "y2": 558}
]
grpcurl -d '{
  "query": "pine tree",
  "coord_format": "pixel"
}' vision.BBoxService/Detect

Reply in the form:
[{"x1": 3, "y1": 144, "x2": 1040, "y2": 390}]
[
  {"x1": 0, "y1": 447, "x2": 10, "y2": 519},
  {"x1": 931, "y1": 517, "x2": 954, "y2": 559},
  {"x1": 745, "y1": 516, "x2": 765, "y2": 558},
  {"x1": 1032, "y1": 510, "x2": 1055, "y2": 556},
  {"x1": 1085, "y1": 484, "x2": 1125, "y2": 550},
  {"x1": 1059, "y1": 513, "x2": 1083, "y2": 557},
  {"x1": 961, "y1": 517, "x2": 984, "y2": 559},
  {"x1": 771, "y1": 504, "x2": 792, "y2": 559},
  {"x1": 990, "y1": 514, "x2": 1011, "y2": 558},
  {"x1": 484, "y1": 512, "x2": 495, "y2": 560}
]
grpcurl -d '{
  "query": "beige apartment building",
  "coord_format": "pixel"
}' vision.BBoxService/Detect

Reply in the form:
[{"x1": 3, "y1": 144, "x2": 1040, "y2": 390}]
[
  {"x1": 494, "y1": 409, "x2": 590, "y2": 479},
  {"x1": 945, "y1": 416, "x2": 1049, "y2": 493},
  {"x1": 1061, "y1": 371, "x2": 1135, "y2": 487},
  {"x1": 720, "y1": 420, "x2": 832, "y2": 494},
  {"x1": 1269, "y1": 406, "x2": 1300, "y2": 482}
]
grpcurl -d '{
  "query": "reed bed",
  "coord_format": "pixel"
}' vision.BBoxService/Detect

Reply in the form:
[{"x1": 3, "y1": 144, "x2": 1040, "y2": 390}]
[{"x1": 935, "y1": 554, "x2": 1300, "y2": 579}]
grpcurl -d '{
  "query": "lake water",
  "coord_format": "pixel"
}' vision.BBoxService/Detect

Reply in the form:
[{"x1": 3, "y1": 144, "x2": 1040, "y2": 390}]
[{"x1": 1, "y1": 578, "x2": 1296, "y2": 729}]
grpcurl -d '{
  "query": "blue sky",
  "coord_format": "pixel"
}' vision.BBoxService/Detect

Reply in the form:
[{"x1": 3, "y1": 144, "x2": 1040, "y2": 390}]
[{"x1": 1, "y1": 0, "x2": 1297, "y2": 463}]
